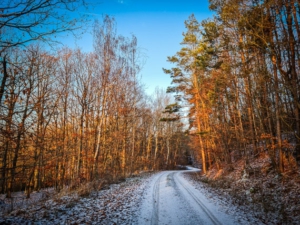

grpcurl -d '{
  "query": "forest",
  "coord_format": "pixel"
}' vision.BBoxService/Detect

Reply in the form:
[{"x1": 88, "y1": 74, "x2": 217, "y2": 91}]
[
  {"x1": 165, "y1": 0, "x2": 300, "y2": 175},
  {"x1": 0, "y1": 4, "x2": 189, "y2": 198},
  {"x1": 1, "y1": 0, "x2": 300, "y2": 202}
]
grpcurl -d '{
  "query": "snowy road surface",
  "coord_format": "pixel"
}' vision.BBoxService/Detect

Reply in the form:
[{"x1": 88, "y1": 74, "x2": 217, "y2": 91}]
[{"x1": 137, "y1": 168, "x2": 239, "y2": 225}]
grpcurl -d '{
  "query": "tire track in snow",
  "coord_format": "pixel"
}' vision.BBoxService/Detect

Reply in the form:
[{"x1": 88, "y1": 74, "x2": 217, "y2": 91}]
[
  {"x1": 151, "y1": 172, "x2": 165, "y2": 225},
  {"x1": 174, "y1": 172, "x2": 222, "y2": 225}
]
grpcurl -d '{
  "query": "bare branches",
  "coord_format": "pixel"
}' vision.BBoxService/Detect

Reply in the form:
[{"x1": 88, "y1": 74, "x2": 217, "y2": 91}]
[{"x1": 0, "y1": 0, "x2": 89, "y2": 53}]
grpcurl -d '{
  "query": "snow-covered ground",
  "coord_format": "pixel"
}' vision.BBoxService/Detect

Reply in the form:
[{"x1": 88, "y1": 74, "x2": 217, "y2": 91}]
[
  {"x1": 1, "y1": 168, "x2": 264, "y2": 225},
  {"x1": 0, "y1": 173, "x2": 153, "y2": 225}
]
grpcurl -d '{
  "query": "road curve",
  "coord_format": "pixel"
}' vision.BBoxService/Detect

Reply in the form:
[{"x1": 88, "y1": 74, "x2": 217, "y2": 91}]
[{"x1": 136, "y1": 168, "x2": 240, "y2": 225}]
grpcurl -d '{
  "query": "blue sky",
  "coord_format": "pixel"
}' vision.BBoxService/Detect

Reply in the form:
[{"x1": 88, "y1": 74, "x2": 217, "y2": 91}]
[{"x1": 67, "y1": 0, "x2": 213, "y2": 95}]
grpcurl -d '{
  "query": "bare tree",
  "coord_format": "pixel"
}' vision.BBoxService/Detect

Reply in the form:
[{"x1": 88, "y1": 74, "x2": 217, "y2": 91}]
[{"x1": 0, "y1": 0, "x2": 89, "y2": 53}]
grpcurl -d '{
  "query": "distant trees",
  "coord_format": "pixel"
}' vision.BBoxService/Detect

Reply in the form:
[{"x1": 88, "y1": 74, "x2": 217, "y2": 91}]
[
  {"x1": 165, "y1": 0, "x2": 300, "y2": 174},
  {"x1": 0, "y1": 16, "x2": 190, "y2": 197}
]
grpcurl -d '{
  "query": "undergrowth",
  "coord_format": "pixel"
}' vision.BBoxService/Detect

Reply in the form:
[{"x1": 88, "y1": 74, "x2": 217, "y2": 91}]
[{"x1": 189, "y1": 154, "x2": 300, "y2": 225}]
